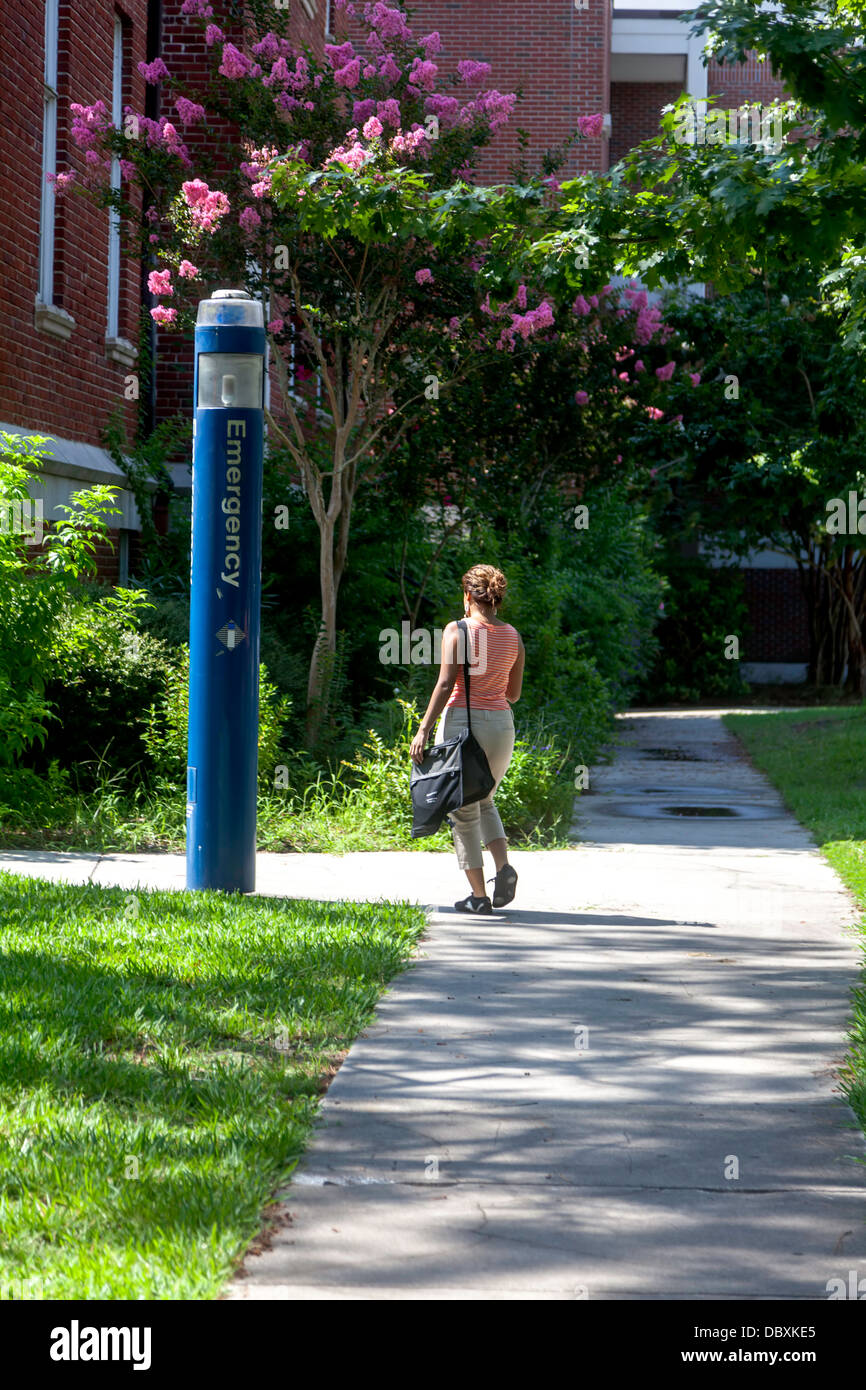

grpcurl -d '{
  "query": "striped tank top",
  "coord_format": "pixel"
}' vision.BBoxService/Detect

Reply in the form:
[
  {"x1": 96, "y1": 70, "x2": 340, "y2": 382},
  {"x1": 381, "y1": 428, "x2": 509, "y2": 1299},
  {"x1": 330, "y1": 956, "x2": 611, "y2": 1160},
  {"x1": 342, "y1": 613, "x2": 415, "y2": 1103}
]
[{"x1": 446, "y1": 618, "x2": 520, "y2": 711}]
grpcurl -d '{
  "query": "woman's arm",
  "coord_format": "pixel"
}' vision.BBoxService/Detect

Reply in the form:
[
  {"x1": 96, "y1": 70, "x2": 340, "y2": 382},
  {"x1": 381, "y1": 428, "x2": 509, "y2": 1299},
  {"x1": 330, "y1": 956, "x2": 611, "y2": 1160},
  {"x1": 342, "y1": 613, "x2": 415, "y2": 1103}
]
[
  {"x1": 409, "y1": 621, "x2": 461, "y2": 763},
  {"x1": 505, "y1": 632, "x2": 525, "y2": 703}
]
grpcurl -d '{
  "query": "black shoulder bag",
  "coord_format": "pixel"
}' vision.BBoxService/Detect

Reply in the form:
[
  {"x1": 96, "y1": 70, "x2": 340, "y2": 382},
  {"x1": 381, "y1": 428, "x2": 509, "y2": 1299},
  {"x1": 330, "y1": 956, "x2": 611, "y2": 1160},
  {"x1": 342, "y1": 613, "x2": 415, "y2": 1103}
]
[{"x1": 409, "y1": 618, "x2": 496, "y2": 838}]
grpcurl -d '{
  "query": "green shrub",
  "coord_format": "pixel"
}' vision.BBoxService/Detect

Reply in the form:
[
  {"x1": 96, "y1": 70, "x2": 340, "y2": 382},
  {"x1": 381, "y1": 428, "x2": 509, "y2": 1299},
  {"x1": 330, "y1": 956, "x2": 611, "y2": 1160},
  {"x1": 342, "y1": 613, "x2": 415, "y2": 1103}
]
[
  {"x1": 496, "y1": 718, "x2": 576, "y2": 844},
  {"x1": 35, "y1": 589, "x2": 175, "y2": 788},
  {"x1": 639, "y1": 556, "x2": 751, "y2": 703},
  {"x1": 142, "y1": 645, "x2": 291, "y2": 788}
]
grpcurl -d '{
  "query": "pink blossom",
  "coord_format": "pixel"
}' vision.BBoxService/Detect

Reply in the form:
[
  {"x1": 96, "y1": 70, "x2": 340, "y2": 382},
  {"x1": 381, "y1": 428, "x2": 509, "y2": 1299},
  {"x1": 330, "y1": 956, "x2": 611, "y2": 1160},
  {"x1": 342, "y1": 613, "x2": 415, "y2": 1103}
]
[
  {"x1": 366, "y1": 3, "x2": 413, "y2": 42},
  {"x1": 138, "y1": 57, "x2": 170, "y2": 84},
  {"x1": 363, "y1": 64, "x2": 376, "y2": 78},
  {"x1": 618, "y1": 372, "x2": 630, "y2": 382},
  {"x1": 150, "y1": 305, "x2": 177, "y2": 325},
  {"x1": 390, "y1": 127, "x2": 427, "y2": 157},
  {"x1": 268, "y1": 318, "x2": 285, "y2": 334},
  {"x1": 634, "y1": 359, "x2": 645, "y2": 373},
  {"x1": 577, "y1": 113, "x2": 604, "y2": 138},
  {"x1": 325, "y1": 140, "x2": 371, "y2": 171},
  {"x1": 264, "y1": 56, "x2": 290, "y2": 88},
  {"x1": 204, "y1": 24, "x2": 223, "y2": 46},
  {"x1": 500, "y1": 300, "x2": 555, "y2": 350},
  {"x1": 252, "y1": 33, "x2": 281, "y2": 62},
  {"x1": 655, "y1": 361, "x2": 676, "y2": 381},
  {"x1": 516, "y1": 284, "x2": 527, "y2": 309},
  {"x1": 148, "y1": 269, "x2": 173, "y2": 296},
  {"x1": 148, "y1": 234, "x2": 159, "y2": 244},
  {"x1": 325, "y1": 41, "x2": 356, "y2": 68},
  {"x1": 239, "y1": 206, "x2": 261, "y2": 232},
  {"x1": 363, "y1": 115, "x2": 384, "y2": 139},
  {"x1": 378, "y1": 53, "x2": 401, "y2": 84},
  {"x1": 415, "y1": 268, "x2": 434, "y2": 285},
  {"x1": 219, "y1": 44, "x2": 251, "y2": 80},
  {"x1": 182, "y1": 179, "x2": 230, "y2": 231},
  {"x1": 410, "y1": 58, "x2": 438, "y2": 91},
  {"x1": 420, "y1": 31, "x2": 441, "y2": 55},
  {"x1": 70, "y1": 100, "x2": 110, "y2": 150},
  {"x1": 182, "y1": 178, "x2": 209, "y2": 207},
  {"x1": 572, "y1": 294, "x2": 591, "y2": 317},
  {"x1": 353, "y1": 99, "x2": 377, "y2": 124},
  {"x1": 689, "y1": 372, "x2": 701, "y2": 386},
  {"x1": 178, "y1": 260, "x2": 199, "y2": 279},
  {"x1": 425, "y1": 93, "x2": 459, "y2": 126},
  {"x1": 250, "y1": 179, "x2": 270, "y2": 198},
  {"x1": 175, "y1": 96, "x2": 206, "y2": 125},
  {"x1": 575, "y1": 390, "x2": 589, "y2": 405},
  {"x1": 448, "y1": 316, "x2": 461, "y2": 336},
  {"x1": 48, "y1": 170, "x2": 76, "y2": 193},
  {"x1": 180, "y1": 0, "x2": 213, "y2": 14},
  {"x1": 646, "y1": 406, "x2": 665, "y2": 421},
  {"x1": 458, "y1": 59, "x2": 492, "y2": 84},
  {"x1": 464, "y1": 90, "x2": 516, "y2": 130},
  {"x1": 119, "y1": 159, "x2": 137, "y2": 179},
  {"x1": 85, "y1": 149, "x2": 101, "y2": 165},
  {"x1": 335, "y1": 58, "x2": 361, "y2": 89}
]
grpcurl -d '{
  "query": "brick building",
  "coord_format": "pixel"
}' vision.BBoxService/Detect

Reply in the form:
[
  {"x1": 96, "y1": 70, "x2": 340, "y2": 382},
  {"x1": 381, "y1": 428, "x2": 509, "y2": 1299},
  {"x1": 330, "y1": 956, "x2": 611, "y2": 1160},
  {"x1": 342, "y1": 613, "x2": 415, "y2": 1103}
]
[
  {"x1": 1, "y1": 0, "x2": 805, "y2": 677},
  {"x1": 0, "y1": 0, "x2": 154, "y2": 583}
]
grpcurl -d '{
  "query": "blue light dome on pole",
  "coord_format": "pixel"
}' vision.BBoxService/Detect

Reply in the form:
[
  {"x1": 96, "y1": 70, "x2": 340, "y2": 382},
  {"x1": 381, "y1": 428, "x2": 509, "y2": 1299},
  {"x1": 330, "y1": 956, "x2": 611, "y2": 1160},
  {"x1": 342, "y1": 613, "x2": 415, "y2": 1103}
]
[{"x1": 186, "y1": 289, "x2": 266, "y2": 894}]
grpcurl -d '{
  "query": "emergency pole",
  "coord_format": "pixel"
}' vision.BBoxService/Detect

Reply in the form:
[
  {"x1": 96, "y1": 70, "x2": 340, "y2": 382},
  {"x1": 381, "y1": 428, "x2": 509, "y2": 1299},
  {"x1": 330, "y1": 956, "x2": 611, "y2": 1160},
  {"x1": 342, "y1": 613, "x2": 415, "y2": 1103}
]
[{"x1": 186, "y1": 289, "x2": 265, "y2": 892}]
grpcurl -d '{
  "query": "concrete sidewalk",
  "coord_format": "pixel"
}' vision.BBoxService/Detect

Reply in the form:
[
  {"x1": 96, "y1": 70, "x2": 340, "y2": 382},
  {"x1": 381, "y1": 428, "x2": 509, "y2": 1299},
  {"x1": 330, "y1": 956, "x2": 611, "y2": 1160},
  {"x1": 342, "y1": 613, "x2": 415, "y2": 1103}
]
[{"x1": 4, "y1": 710, "x2": 865, "y2": 1298}]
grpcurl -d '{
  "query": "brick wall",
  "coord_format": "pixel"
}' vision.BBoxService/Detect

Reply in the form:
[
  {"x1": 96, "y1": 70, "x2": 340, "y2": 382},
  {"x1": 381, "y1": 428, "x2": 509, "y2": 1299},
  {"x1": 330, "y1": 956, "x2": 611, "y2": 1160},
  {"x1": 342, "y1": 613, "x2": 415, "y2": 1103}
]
[
  {"x1": 706, "y1": 54, "x2": 787, "y2": 111},
  {"x1": 607, "y1": 53, "x2": 788, "y2": 160},
  {"x1": 742, "y1": 569, "x2": 810, "y2": 663},
  {"x1": 153, "y1": 1, "x2": 330, "y2": 437},
  {"x1": 0, "y1": 0, "x2": 149, "y2": 449},
  {"x1": 339, "y1": 0, "x2": 611, "y2": 182},
  {"x1": 609, "y1": 79, "x2": 682, "y2": 164}
]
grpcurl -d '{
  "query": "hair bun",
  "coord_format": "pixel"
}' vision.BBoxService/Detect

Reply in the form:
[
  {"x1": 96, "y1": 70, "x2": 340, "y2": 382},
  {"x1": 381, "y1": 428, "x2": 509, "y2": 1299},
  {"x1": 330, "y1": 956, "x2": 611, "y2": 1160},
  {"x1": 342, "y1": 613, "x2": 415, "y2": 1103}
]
[{"x1": 462, "y1": 563, "x2": 507, "y2": 608}]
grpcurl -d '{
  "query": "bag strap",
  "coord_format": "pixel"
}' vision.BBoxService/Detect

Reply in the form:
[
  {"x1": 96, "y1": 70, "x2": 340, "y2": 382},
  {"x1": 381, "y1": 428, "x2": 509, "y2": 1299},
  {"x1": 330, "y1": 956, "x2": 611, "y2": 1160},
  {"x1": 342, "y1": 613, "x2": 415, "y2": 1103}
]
[{"x1": 457, "y1": 618, "x2": 473, "y2": 736}]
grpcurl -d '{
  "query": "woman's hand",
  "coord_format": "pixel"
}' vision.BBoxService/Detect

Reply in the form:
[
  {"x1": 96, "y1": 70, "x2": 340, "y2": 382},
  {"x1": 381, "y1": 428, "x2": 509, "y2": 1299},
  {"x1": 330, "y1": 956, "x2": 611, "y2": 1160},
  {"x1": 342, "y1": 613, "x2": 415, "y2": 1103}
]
[{"x1": 410, "y1": 726, "x2": 430, "y2": 764}]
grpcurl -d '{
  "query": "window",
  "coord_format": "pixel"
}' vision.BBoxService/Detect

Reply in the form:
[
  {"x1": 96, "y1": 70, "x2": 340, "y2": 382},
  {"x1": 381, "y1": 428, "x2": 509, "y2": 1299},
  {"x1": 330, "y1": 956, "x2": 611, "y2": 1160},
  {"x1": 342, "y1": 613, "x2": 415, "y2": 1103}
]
[
  {"x1": 38, "y1": 0, "x2": 59, "y2": 306},
  {"x1": 107, "y1": 15, "x2": 124, "y2": 338}
]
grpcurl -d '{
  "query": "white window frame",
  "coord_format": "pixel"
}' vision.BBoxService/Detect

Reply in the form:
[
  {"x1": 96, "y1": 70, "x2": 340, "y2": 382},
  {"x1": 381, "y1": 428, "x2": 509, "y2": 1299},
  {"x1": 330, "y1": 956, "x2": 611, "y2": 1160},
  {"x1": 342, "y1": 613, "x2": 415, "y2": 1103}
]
[
  {"x1": 107, "y1": 14, "x2": 124, "y2": 338},
  {"x1": 38, "y1": 0, "x2": 60, "y2": 306}
]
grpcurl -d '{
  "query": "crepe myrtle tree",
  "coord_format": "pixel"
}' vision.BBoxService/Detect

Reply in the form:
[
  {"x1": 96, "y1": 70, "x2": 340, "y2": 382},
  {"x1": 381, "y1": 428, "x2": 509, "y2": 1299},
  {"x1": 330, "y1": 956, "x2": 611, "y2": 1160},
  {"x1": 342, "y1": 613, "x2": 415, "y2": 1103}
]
[
  {"x1": 381, "y1": 278, "x2": 702, "y2": 629},
  {"x1": 56, "y1": 0, "x2": 606, "y2": 743}
]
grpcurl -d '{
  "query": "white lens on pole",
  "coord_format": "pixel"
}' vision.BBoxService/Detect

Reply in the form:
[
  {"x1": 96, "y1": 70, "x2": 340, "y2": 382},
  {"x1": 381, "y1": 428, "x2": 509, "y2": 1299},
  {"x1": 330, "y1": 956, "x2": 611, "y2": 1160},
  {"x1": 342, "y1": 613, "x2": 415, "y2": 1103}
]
[{"x1": 197, "y1": 353, "x2": 263, "y2": 409}]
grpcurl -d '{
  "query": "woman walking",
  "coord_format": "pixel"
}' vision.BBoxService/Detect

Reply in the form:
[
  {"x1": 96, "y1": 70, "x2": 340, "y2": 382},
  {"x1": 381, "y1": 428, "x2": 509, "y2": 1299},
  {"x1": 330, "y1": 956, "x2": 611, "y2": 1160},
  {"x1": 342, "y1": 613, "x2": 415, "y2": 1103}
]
[{"x1": 409, "y1": 564, "x2": 525, "y2": 914}]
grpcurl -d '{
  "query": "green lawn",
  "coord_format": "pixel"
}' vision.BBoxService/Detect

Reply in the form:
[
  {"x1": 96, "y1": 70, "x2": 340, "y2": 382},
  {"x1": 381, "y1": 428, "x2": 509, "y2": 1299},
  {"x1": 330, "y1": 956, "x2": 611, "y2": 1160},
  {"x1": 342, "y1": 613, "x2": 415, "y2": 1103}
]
[
  {"x1": 723, "y1": 706, "x2": 866, "y2": 1132},
  {"x1": 0, "y1": 873, "x2": 425, "y2": 1299}
]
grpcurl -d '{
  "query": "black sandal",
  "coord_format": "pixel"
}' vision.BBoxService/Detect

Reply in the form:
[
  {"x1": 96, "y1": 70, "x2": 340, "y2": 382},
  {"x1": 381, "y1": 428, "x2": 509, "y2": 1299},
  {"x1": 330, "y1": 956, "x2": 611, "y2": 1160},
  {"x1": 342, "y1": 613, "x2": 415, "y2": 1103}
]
[
  {"x1": 489, "y1": 864, "x2": 518, "y2": 908},
  {"x1": 454, "y1": 894, "x2": 493, "y2": 914}
]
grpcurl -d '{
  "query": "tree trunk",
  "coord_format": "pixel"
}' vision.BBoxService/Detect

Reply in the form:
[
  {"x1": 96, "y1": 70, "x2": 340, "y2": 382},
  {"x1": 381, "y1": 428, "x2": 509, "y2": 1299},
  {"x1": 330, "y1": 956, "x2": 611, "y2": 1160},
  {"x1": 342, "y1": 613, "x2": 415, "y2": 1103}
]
[{"x1": 305, "y1": 512, "x2": 339, "y2": 748}]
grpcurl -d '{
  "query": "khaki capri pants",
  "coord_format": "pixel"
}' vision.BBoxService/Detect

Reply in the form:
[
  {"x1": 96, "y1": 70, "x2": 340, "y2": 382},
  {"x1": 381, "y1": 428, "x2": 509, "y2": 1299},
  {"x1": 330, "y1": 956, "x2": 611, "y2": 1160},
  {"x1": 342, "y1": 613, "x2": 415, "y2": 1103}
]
[{"x1": 436, "y1": 705, "x2": 515, "y2": 870}]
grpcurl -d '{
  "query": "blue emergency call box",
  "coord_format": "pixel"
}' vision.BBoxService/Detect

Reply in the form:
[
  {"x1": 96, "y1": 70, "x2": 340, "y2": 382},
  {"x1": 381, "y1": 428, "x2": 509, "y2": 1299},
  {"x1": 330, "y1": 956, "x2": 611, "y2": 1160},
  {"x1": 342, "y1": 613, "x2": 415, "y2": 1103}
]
[{"x1": 186, "y1": 289, "x2": 265, "y2": 892}]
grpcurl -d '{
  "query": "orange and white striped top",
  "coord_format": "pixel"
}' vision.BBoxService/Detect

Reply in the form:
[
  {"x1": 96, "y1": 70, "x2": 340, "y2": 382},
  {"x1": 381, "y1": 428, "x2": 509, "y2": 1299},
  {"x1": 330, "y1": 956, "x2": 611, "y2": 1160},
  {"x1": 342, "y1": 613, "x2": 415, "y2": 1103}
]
[{"x1": 446, "y1": 618, "x2": 520, "y2": 711}]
